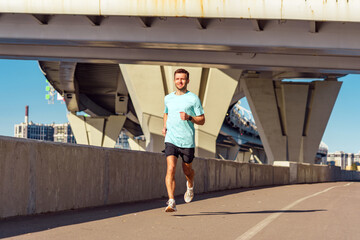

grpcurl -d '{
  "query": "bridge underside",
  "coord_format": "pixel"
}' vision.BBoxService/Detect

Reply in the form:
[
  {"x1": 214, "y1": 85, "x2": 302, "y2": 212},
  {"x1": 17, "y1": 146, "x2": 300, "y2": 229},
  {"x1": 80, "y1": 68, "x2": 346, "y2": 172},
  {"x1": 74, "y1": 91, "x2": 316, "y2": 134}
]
[
  {"x1": 0, "y1": 13, "x2": 360, "y2": 74},
  {"x1": 0, "y1": 12, "x2": 350, "y2": 163}
]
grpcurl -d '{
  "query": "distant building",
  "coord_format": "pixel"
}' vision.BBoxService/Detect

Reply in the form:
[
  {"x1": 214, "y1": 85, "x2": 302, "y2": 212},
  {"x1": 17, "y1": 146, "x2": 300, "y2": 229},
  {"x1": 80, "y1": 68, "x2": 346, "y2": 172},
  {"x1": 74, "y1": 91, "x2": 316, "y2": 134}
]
[
  {"x1": 14, "y1": 122, "x2": 54, "y2": 141},
  {"x1": 14, "y1": 105, "x2": 75, "y2": 143},
  {"x1": 14, "y1": 122, "x2": 76, "y2": 143},
  {"x1": 115, "y1": 130, "x2": 130, "y2": 149},
  {"x1": 355, "y1": 153, "x2": 360, "y2": 164},
  {"x1": 327, "y1": 151, "x2": 360, "y2": 169},
  {"x1": 315, "y1": 142, "x2": 329, "y2": 165},
  {"x1": 53, "y1": 123, "x2": 76, "y2": 143}
]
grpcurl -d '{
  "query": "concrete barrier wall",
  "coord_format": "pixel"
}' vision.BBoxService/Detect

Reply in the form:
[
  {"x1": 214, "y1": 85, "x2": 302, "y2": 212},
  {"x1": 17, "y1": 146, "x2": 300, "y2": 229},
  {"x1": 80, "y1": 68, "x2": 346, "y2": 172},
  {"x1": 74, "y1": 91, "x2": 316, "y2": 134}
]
[
  {"x1": 273, "y1": 166, "x2": 290, "y2": 185},
  {"x1": 1, "y1": 136, "x2": 359, "y2": 219}
]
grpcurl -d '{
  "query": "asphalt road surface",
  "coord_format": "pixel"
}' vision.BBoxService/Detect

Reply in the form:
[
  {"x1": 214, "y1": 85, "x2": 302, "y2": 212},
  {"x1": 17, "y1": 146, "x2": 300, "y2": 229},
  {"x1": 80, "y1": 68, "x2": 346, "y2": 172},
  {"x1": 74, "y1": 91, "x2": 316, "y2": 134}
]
[{"x1": 1, "y1": 181, "x2": 359, "y2": 240}]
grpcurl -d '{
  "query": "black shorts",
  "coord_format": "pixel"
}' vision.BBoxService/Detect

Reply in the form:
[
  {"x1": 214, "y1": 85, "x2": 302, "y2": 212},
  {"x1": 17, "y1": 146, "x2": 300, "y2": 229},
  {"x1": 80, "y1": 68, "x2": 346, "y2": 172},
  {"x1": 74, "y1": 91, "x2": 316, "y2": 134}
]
[{"x1": 164, "y1": 142, "x2": 195, "y2": 164}]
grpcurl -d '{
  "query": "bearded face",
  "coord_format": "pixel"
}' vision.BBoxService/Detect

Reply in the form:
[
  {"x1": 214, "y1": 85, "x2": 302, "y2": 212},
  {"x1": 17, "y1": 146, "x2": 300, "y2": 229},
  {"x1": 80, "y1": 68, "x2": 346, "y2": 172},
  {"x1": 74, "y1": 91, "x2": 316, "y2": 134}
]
[{"x1": 174, "y1": 73, "x2": 189, "y2": 91}]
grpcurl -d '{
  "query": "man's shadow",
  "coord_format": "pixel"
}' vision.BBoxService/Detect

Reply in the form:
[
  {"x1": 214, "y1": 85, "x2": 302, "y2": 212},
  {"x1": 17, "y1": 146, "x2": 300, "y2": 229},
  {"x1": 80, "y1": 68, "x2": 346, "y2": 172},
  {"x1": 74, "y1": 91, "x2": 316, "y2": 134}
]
[{"x1": 173, "y1": 209, "x2": 327, "y2": 217}]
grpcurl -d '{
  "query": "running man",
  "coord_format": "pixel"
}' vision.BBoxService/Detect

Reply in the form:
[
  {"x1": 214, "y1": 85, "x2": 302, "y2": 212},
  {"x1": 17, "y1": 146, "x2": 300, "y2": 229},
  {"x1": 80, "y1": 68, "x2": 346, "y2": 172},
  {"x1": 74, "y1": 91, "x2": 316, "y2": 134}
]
[{"x1": 162, "y1": 68, "x2": 205, "y2": 212}]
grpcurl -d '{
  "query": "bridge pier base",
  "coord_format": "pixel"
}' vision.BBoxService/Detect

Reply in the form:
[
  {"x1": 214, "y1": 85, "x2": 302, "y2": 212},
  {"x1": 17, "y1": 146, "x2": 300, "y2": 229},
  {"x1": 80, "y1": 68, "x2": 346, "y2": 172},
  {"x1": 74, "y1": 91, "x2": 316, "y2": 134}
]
[
  {"x1": 67, "y1": 113, "x2": 126, "y2": 147},
  {"x1": 120, "y1": 64, "x2": 242, "y2": 157},
  {"x1": 242, "y1": 73, "x2": 342, "y2": 164}
]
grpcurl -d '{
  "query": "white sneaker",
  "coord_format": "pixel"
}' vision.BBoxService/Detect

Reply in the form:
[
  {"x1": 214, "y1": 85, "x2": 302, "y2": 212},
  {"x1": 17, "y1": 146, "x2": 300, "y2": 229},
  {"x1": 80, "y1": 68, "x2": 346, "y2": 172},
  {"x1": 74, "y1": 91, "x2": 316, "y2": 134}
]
[
  {"x1": 184, "y1": 181, "x2": 194, "y2": 203},
  {"x1": 165, "y1": 199, "x2": 177, "y2": 212}
]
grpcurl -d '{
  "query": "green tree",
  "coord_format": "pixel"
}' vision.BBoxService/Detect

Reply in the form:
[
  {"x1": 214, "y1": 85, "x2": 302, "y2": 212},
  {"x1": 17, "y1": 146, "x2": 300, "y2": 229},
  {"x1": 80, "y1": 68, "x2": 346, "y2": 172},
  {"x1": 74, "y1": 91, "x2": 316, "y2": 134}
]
[{"x1": 351, "y1": 163, "x2": 358, "y2": 171}]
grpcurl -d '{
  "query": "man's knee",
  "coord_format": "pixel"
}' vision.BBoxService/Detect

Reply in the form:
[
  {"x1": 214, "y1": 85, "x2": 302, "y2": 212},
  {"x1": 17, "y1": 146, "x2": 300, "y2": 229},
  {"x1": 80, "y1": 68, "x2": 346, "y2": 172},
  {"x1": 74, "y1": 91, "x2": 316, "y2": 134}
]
[
  {"x1": 166, "y1": 155, "x2": 177, "y2": 174},
  {"x1": 166, "y1": 164, "x2": 177, "y2": 178},
  {"x1": 182, "y1": 164, "x2": 194, "y2": 176},
  {"x1": 167, "y1": 165, "x2": 176, "y2": 173}
]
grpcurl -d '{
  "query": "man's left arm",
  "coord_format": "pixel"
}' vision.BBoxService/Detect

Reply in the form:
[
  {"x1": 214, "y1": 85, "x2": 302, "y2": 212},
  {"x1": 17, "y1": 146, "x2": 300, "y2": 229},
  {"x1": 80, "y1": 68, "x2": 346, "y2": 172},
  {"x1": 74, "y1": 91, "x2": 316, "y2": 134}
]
[
  {"x1": 180, "y1": 112, "x2": 205, "y2": 125},
  {"x1": 190, "y1": 114, "x2": 205, "y2": 125}
]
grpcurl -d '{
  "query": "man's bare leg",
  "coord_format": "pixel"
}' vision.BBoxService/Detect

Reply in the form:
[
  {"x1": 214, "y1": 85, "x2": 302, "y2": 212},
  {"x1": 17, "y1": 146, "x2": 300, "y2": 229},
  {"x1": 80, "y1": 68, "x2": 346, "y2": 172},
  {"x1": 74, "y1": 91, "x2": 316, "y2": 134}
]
[
  {"x1": 182, "y1": 162, "x2": 195, "y2": 188},
  {"x1": 182, "y1": 162, "x2": 195, "y2": 203},
  {"x1": 165, "y1": 155, "x2": 177, "y2": 200}
]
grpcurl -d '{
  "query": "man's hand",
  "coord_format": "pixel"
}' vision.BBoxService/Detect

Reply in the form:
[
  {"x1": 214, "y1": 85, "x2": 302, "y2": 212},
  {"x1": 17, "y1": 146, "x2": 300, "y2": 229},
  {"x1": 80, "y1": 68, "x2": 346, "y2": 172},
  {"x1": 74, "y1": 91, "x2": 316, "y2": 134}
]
[
  {"x1": 180, "y1": 112, "x2": 189, "y2": 120},
  {"x1": 180, "y1": 112, "x2": 205, "y2": 125},
  {"x1": 162, "y1": 127, "x2": 167, "y2": 136}
]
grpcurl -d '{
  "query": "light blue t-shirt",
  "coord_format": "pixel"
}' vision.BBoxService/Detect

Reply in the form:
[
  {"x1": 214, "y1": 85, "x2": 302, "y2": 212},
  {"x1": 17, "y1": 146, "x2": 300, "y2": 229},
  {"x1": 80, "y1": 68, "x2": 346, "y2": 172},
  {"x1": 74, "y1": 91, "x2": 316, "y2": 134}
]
[{"x1": 164, "y1": 91, "x2": 204, "y2": 148}]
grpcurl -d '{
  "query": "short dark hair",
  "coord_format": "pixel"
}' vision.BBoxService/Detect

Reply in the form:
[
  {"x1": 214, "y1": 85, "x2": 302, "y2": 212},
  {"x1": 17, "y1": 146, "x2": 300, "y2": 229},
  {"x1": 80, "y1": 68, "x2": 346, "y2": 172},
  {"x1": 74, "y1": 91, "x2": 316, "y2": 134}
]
[{"x1": 174, "y1": 68, "x2": 189, "y2": 80}]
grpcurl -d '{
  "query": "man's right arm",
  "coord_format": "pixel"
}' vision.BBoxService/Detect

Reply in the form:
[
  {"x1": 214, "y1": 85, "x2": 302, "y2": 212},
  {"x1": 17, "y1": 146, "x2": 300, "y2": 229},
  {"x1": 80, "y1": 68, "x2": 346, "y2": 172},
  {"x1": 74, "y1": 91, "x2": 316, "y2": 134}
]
[{"x1": 162, "y1": 113, "x2": 168, "y2": 136}]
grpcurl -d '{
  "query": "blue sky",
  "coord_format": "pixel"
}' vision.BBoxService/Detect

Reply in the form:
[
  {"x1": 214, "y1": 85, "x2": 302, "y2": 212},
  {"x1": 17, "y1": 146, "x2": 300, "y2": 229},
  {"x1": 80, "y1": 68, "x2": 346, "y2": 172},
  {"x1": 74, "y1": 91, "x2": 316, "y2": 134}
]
[
  {"x1": 0, "y1": 60, "x2": 68, "y2": 135},
  {"x1": 0, "y1": 59, "x2": 359, "y2": 153}
]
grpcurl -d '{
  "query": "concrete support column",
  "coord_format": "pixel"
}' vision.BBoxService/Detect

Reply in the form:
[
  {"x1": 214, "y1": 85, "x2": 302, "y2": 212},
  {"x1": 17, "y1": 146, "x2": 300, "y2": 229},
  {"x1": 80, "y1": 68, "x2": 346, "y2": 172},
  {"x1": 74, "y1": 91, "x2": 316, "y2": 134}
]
[
  {"x1": 235, "y1": 151, "x2": 252, "y2": 163},
  {"x1": 119, "y1": 64, "x2": 166, "y2": 152},
  {"x1": 300, "y1": 80, "x2": 342, "y2": 163},
  {"x1": 195, "y1": 69, "x2": 242, "y2": 158},
  {"x1": 243, "y1": 74, "x2": 341, "y2": 164},
  {"x1": 68, "y1": 113, "x2": 126, "y2": 148},
  {"x1": 227, "y1": 145, "x2": 241, "y2": 160}
]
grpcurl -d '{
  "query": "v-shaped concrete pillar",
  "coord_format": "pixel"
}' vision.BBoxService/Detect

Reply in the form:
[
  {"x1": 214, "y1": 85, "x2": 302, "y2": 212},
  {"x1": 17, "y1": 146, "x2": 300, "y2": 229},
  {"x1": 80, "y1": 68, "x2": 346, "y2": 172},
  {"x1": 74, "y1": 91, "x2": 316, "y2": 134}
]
[
  {"x1": 195, "y1": 68, "x2": 241, "y2": 157},
  {"x1": 242, "y1": 74, "x2": 342, "y2": 164},
  {"x1": 120, "y1": 64, "x2": 242, "y2": 157},
  {"x1": 68, "y1": 113, "x2": 126, "y2": 148}
]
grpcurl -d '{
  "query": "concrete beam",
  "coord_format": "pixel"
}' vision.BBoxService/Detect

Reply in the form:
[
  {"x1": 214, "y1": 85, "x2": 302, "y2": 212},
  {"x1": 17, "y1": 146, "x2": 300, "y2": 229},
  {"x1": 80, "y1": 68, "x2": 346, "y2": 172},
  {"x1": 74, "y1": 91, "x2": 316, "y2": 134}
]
[
  {"x1": 195, "y1": 18, "x2": 210, "y2": 30},
  {"x1": 251, "y1": 20, "x2": 263, "y2": 31},
  {"x1": 85, "y1": 16, "x2": 105, "y2": 26},
  {"x1": 1, "y1": 44, "x2": 359, "y2": 74},
  {"x1": 309, "y1": 21, "x2": 318, "y2": 33},
  {"x1": 2, "y1": 1, "x2": 360, "y2": 23},
  {"x1": 0, "y1": 14, "x2": 359, "y2": 73},
  {"x1": 138, "y1": 17, "x2": 154, "y2": 28},
  {"x1": 0, "y1": 14, "x2": 359, "y2": 74},
  {"x1": 59, "y1": 62, "x2": 79, "y2": 112},
  {"x1": 115, "y1": 71, "x2": 129, "y2": 115},
  {"x1": 32, "y1": 14, "x2": 51, "y2": 25}
]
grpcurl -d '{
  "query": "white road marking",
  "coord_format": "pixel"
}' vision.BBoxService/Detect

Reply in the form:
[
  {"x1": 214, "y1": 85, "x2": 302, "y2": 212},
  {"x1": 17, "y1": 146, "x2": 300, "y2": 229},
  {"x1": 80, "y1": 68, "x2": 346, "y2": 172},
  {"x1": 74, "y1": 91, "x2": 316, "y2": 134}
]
[{"x1": 235, "y1": 183, "x2": 353, "y2": 240}]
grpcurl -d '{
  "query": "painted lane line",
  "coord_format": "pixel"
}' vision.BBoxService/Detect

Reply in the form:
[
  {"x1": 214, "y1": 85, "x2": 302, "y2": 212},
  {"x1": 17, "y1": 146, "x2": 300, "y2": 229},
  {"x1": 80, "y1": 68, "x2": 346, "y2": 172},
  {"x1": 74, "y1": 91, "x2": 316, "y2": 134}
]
[{"x1": 235, "y1": 184, "x2": 349, "y2": 240}]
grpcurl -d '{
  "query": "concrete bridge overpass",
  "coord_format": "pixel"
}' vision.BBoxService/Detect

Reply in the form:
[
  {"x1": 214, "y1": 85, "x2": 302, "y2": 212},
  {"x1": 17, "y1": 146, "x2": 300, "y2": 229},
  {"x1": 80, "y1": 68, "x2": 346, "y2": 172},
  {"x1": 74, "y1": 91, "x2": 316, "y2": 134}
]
[{"x1": 1, "y1": 0, "x2": 358, "y2": 163}]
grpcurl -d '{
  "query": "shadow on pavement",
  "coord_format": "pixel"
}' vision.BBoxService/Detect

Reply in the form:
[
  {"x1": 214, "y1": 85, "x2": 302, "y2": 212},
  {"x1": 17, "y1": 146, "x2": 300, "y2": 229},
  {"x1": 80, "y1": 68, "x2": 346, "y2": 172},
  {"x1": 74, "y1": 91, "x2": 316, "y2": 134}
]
[
  {"x1": 0, "y1": 186, "x2": 283, "y2": 238},
  {"x1": 173, "y1": 209, "x2": 327, "y2": 217},
  {"x1": 0, "y1": 199, "x2": 165, "y2": 239}
]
